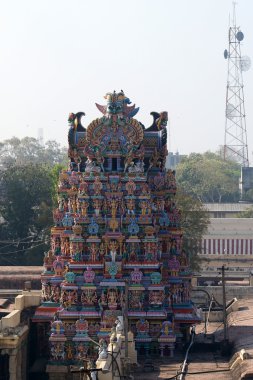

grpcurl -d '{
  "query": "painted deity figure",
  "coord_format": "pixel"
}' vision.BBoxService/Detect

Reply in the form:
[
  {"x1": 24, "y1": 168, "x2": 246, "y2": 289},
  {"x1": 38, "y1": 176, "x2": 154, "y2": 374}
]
[
  {"x1": 168, "y1": 256, "x2": 180, "y2": 276},
  {"x1": 76, "y1": 342, "x2": 87, "y2": 360},
  {"x1": 129, "y1": 249, "x2": 137, "y2": 262},
  {"x1": 126, "y1": 199, "x2": 135, "y2": 215},
  {"x1": 85, "y1": 157, "x2": 101, "y2": 173},
  {"x1": 110, "y1": 199, "x2": 118, "y2": 218},
  {"x1": 52, "y1": 237, "x2": 61, "y2": 255},
  {"x1": 61, "y1": 290, "x2": 77, "y2": 308},
  {"x1": 81, "y1": 200, "x2": 89, "y2": 217},
  {"x1": 89, "y1": 243, "x2": 98, "y2": 262},
  {"x1": 100, "y1": 290, "x2": 107, "y2": 306},
  {"x1": 79, "y1": 179, "x2": 89, "y2": 195},
  {"x1": 93, "y1": 176, "x2": 103, "y2": 195},
  {"x1": 107, "y1": 288, "x2": 118, "y2": 309},
  {"x1": 124, "y1": 147, "x2": 135, "y2": 173},
  {"x1": 140, "y1": 200, "x2": 147, "y2": 216},
  {"x1": 156, "y1": 198, "x2": 165, "y2": 211},
  {"x1": 129, "y1": 290, "x2": 144, "y2": 310},
  {"x1": 99, "y1": 242, "x2": 105, "y2": 259},
  {"x1": 131, "y1": 267, "x2": 143, "y2": 284},
  {"x1": 51, "y1": 316, "x2": 65, "y2": 336},
  {"x1": 65, "y1": 343, "x2": 74, "y2": 360},
  {"x1": 93, "y1": 199, "x2": 102, "y2": 216},
  {"x1": 136, "y1": 319, "x2": 149, "y2": 336},
  {"x1": 51, "y1": 342, "x2": 65, "y2": 361},
  {"x1": 140, "y1": 182, "x2": 150, "y2": 195},
  {"x1": 125, "y1": 180, "x2": 136, "y2": 195},
  {"x1": 76, "y1": 198, "x2": 81, "y2": 213},
  {"x1": 149, "y1": 290, "x2": 164, "y2": 306},
  {"x1": 63, "y1": 199, "x2": 68, "y2": 212},
  {"x1": 148, "y1": 148, "x2": 161, "y2": 170},
  {"x1": 62, "y1": 238, "x2": 70, "y2": 256},
  {"x1": 42, "y1": 283, "x2": 52, "y2": 302},
  {"x1": 52, "y1": 286, "x2": 61, "y2": 303},
  {"x1": 53, "y1": 256, "x2": 64, "y2": 276},
  {"x1": 75, "y1": 317, "x2": 89, "y2": 335},
  {"x1": 128, "y1": 160, "x2": 144, "y2": 173},
  {"x1": 53, "y1": 208, "x2": 63, "y2": 226},
  {"x1": 84, "y1": 266, "x2": 96, "y2": 283},
  {"x1": 161, "y1": 320, "x2": 174, "y2": 336},
  {"x1": 165, "y1": 169, "x2": 176, "y2": 190},
  {"x1": 68, "y1": 198, "x2": 72, "y2": 213},
  {"x1": 94, "y1": 150, "x2": 105, "y2": 172},
  {"x1": 109, "y1": 240, "x2": 118, "y2": 262},
  {"x1": 71, "y1": 198, "x2": 77, "y2": 214},
  {"x1": 44, "y1": 250, "x2": 54, "y2": 266},
  {"x1": 81, "y1": 288, "x2": 97, "y2": 305}
]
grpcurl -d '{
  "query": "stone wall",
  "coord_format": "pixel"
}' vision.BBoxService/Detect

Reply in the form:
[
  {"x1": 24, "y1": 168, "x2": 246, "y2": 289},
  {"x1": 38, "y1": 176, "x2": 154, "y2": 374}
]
[
  {"x1": 0, "y1": 291, "x2": 41, "y2": 380},
  {"x1": 0, "y1": 266, "x2": 43, "y2": 290},
  {"x1": 191, "y1": 285, "x2": 253, "y2": 305}
]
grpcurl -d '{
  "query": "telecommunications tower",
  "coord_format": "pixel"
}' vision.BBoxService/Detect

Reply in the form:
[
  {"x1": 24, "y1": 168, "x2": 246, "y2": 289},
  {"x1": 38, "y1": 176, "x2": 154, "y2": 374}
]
[{"x1": 224, "y1": 4, "x2": 251, "y2": 167}]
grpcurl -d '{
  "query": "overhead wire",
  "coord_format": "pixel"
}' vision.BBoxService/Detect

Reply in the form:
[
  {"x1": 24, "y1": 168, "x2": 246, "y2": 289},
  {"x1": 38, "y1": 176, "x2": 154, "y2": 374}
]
[
  {"x1": 0, "y1": 235, "x2": 42, "y2": 251},
  {"x1": 0, "y1": 241, "x2": 47, "y2": 255}
]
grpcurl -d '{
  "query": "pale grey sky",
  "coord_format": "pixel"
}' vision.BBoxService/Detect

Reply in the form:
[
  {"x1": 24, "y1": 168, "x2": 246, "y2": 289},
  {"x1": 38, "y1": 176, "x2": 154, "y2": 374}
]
[{"x1": 1, "y1": 0, "x2": 253, "y2": 161}]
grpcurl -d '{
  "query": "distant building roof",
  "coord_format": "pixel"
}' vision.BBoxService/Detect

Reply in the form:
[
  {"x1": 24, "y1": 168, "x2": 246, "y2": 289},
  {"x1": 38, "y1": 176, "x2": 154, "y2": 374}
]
[
  {"x1": 204, "y1": 203, "x2": 253, "y2": 212},
  {"x1": 0, "y1": 266, "x2": 43, "y2": 290},
  {"x1": 204, "y1": 218, "x2": 253, "y2": 237}
]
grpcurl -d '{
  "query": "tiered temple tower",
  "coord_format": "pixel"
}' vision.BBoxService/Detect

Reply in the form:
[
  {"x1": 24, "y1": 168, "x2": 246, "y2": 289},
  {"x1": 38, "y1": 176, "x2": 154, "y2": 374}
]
[{"x1": 34, "y1": 91, "x2": 200, "y2": 368}]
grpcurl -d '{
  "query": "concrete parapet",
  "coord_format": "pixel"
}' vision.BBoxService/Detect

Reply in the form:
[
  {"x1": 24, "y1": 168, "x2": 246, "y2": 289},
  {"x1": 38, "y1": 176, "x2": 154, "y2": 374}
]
[
  {"x1": 1, "y1": 310, "x2": 21, "y2": 329},
  {"x1": 14, "y1": 295, "x2": 25, "y2": 311},
  {"x1": 202, "y1": 309, "x2": 223, "y2": 322},
  {"x1": 14, "y1": 291, "x2": 41, "y2": 311},
  {"x1": 200, "y1": 298, "x2": 238, "y2": 323},
  {"x1": 22, "y1": 290, "x2": 41, "y2": 308}
]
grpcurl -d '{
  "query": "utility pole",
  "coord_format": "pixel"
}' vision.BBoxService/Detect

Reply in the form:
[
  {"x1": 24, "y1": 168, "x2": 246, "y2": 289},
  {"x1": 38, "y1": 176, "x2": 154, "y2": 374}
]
[
  {"x1": 124, "y1": 279, "x2": 129, "y2": 359},
  {"x1": 221, "y1": 265, "x2": 228, "y2": 341}
]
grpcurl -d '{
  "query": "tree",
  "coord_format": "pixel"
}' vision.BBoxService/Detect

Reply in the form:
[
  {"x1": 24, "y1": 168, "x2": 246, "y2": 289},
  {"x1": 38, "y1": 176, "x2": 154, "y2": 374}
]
[
  {"x1": 243, "y1": 189, "x2": 253, "y2": 203},
  {"x1": 0, "y1": 136, "x2": 69, "y2": 265},
  {"x1": 176, "y1": 152, "x2": 241, "y2": 203},
  {"x1": 237, "y1": 206, "x2": 253, "y2": 218},
  {"x1": 175, "y1": 188, "x2": 210, "y2": 270},
  {"x1": 0, "y1": 137, "x2": 68, "y2": 168},
  {"x1": 0, "y1": 164, "x2": 55, "y2": 265}
]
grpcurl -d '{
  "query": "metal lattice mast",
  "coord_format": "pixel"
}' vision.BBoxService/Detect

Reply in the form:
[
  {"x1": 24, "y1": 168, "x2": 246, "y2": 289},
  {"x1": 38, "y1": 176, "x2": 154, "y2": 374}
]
[{"x1": 224, "y1": 4, "x2": 250, "y2": 167}]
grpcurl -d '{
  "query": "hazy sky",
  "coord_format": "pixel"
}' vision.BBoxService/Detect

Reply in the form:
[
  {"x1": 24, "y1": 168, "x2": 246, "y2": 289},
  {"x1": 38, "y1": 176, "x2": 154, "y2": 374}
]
[{"x1": 1, "y1": 0, "x2": 253, "y2": 161}]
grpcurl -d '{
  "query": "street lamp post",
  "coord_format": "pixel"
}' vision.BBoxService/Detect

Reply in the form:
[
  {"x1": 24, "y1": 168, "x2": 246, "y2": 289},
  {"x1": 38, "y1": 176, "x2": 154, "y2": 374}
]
[
  {"x1": 124, "y1": 279, "x2": 129, "y2": 360},
  {"x1": 218, "y1": 264, "x2": 229, "y2": 354}
]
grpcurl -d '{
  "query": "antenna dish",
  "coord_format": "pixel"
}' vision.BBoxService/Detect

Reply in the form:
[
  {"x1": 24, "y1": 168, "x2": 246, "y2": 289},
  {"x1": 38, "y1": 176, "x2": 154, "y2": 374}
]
[
  {"x1": 226, "y1": 103, "x2": 236, "y2": 120},
  {"x1": 240, "y1": 56, "x2": 251, "y2": 71},
  {"x1": 236, "y1": 31, "x2": 244, "y2": 41},
  {"x1": 224, "y1": 49, "x2": 228, "y2": 59}
]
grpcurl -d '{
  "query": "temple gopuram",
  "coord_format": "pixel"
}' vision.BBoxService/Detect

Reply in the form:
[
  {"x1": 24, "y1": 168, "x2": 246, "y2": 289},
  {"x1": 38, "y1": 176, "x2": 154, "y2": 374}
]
[{"x1": 33, "y1": 91, "x2": 200, "y2": 373}]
